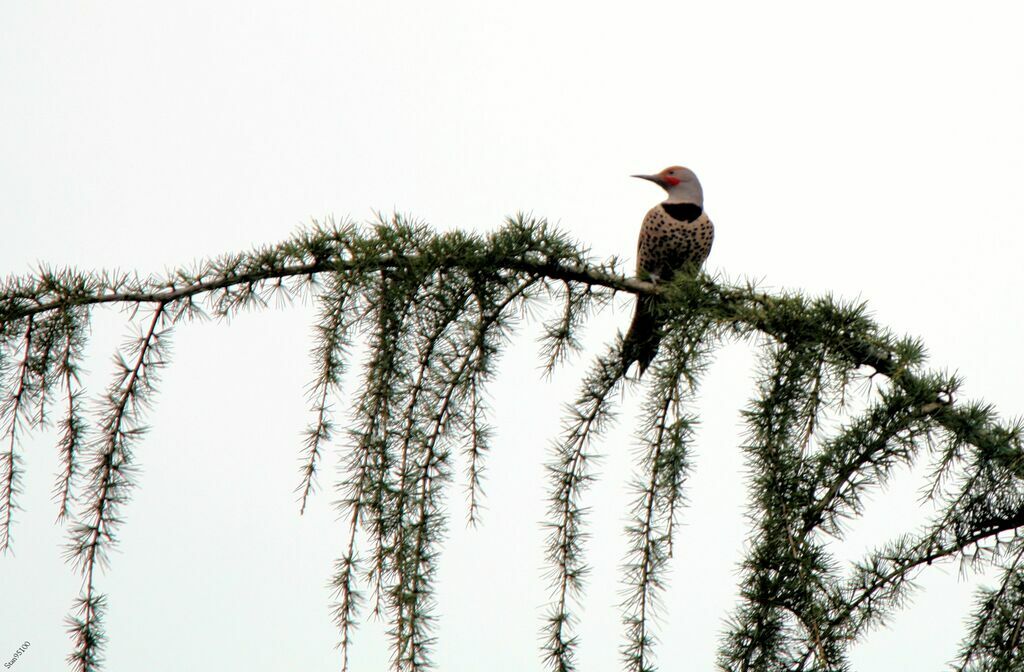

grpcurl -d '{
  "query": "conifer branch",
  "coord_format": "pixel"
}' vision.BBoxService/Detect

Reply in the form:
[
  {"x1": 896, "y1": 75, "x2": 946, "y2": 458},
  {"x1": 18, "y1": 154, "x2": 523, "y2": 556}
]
[
  {"x1": 298, "y1": 273, "x2": 357, "y2": 514},
  {"x1": 0, "y1": 314, "x2": 35, "y2": 552},
  {"x1": 620, "y1": 313, "x2": 715, "y2": 672},
  {"x1": 54, "y1": 321, "x2": 87, "y2": 522},
  {"x1": 1, "y1": 216, "x2": 1022, "y2": 671},
  {"x1": 65, "y1": 303, "x2": 169, "y2": 671},
  {"x1": 955, "y1": 543, "x2": 1024, "y2": 671},
  {"x1": 457, "y1": 274, "x2": 540, "y2": 525},
  {"x1": 544, "y1": 347, "x2": 626, "y2": 672}
]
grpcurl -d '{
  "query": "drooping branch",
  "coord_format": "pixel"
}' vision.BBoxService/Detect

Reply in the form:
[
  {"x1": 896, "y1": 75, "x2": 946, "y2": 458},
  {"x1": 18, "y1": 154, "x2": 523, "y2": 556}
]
[
  {"x1": 543, "y1": 346, "x2": 627, "y2": 672},
  {"x1": 298, "y1": 272, "x2": 358, "y2": 513},
  {"x1": 54, "y1": 314, "x2": 88, "y2": 522},
  {"x1": 0, "y1": 314, "x2": 36, "y2": 552},
  {"x1": 65, "y1": 302, "x2": 170, "y2": 672},
  {"x1": 619, "y1": 301, "x2": 718, "y2": 672},
  {"x1": 956, "y1": 544, "x2": 1024, "y2": 672}
]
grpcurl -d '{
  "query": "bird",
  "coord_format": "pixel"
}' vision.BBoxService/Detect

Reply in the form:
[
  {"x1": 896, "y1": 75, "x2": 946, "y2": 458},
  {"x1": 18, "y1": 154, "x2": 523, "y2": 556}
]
[{"x1": 621, "y1": 166, "x2": 714, "y2": 376}]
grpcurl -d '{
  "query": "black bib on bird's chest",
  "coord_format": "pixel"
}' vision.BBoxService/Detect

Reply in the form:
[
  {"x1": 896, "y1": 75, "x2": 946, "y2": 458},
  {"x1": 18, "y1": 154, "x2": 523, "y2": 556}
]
[{"x1": 660, "y1": 202, "x2": 703, "y2": 222}]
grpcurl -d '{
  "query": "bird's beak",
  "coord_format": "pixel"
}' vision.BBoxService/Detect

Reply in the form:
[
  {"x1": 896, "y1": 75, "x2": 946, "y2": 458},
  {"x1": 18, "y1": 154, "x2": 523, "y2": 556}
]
[{"x1": 631, "y1": 174, "x2": 661, "y2": 185}]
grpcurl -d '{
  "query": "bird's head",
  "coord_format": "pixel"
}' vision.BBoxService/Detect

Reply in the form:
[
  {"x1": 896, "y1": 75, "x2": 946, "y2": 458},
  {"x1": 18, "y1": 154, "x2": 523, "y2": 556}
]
[{"x1": 632, "y1": 166, "x2": 703, "y2": 205}]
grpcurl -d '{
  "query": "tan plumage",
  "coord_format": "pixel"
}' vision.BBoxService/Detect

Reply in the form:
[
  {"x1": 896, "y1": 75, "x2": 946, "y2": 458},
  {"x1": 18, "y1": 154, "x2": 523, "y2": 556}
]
[{"x1": 622, "y1": 166, "x2": 714, "y2": 375}]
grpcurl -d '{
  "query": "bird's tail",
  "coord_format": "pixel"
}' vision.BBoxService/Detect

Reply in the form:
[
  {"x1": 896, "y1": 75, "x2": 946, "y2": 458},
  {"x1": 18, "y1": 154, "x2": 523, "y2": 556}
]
[{"x1": 622, "y1": 294, "x2": 662, "y2": 377}]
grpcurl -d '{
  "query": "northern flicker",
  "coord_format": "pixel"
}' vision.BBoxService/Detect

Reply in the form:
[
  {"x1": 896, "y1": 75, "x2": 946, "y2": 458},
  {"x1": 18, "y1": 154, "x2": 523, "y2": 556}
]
[{"x1": 622, "y1": 166, "x2": 714, "y2": 376}]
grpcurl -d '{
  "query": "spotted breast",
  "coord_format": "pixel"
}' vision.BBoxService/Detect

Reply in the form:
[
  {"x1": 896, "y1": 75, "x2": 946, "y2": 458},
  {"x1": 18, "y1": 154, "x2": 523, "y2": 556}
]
[{"x1": 636, "y1": 203, "x2": 714, "y2": 282}]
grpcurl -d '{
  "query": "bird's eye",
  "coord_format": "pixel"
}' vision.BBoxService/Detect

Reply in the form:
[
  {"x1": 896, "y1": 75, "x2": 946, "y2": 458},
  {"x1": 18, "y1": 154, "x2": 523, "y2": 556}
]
[{"x1": 667, "y1": 170, "x2": 675, "y2": 175}]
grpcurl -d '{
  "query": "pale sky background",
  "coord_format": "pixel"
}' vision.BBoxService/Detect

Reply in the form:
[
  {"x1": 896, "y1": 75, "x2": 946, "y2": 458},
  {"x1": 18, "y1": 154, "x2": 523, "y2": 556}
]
[{"x1": 2, "y1": 2, "x2": 1023, "y2": 671}]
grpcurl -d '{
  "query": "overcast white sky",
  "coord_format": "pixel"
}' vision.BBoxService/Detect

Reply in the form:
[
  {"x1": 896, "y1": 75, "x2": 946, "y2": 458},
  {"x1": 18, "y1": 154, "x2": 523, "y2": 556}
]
[{"x1": 2, "y1": 2, "x2": 1023, "y2": 671}]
